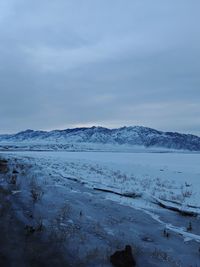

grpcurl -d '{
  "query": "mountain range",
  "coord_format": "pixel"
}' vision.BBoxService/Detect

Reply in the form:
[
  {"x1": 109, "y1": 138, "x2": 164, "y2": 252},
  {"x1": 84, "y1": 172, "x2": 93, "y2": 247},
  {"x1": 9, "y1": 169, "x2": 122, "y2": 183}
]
[{"x1": 0, "y1": 126, "x2": 200, "y2": 151}]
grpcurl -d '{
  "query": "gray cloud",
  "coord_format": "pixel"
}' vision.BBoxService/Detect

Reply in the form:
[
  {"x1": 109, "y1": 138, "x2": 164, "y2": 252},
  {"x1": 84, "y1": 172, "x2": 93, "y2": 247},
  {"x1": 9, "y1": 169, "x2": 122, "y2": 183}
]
[{"x1": 0, "y1": 0, "x2": 200, "y2": 134}]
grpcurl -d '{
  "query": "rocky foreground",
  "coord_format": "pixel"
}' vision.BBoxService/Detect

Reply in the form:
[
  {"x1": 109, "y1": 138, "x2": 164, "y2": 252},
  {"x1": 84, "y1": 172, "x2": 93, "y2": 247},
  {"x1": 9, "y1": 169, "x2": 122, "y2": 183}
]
[{"x1": 0, "y1": 157, "x2": 200, "y2": 267}]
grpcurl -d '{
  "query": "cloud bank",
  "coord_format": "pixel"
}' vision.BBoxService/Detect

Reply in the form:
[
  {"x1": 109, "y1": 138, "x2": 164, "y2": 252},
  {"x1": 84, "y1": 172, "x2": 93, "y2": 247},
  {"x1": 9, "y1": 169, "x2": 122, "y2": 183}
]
[{"x1": 0, "y1": 0, "x2": 200, "y2": 134}]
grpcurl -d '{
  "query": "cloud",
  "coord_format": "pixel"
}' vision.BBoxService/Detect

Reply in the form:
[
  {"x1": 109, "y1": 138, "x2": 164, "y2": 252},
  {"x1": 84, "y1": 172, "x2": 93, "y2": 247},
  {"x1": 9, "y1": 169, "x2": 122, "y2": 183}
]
[{"x1": 0, "y1": 0, "x2": 200, "y2": 134}]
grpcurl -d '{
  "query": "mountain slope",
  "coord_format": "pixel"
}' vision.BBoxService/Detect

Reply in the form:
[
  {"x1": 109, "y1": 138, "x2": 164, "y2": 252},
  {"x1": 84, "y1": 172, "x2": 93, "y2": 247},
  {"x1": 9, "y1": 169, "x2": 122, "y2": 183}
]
[{"x1": 0, "y1": 126, "x2": 200, "y2": 151}]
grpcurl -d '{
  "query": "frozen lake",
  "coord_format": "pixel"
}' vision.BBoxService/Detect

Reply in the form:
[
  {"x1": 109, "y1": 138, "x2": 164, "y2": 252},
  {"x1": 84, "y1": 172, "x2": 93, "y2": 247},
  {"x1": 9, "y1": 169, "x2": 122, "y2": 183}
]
[
  {"x1": 2, "y1": 150, "x2": 200, "y2": 173},
  {"x1": 1, "y1": 150, "x2": 200, "y2": 209}
]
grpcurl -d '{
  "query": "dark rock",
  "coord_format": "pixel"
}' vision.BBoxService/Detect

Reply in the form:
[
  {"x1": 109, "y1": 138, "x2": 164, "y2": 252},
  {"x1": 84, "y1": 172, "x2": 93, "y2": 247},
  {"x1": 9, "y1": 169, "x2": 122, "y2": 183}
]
[
  {"x1": 110, "y1": 245, "x2": 136, "y2": 267},
  {"x1": 0, "y1": 160, "x2": 8, "y2": 174}
]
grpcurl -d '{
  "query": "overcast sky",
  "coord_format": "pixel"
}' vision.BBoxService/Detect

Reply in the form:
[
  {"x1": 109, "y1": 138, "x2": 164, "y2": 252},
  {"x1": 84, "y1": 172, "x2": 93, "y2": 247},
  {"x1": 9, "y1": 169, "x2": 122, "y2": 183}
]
[{"x1": 0, "y1": 1, "x2": 200, "y2": 134}]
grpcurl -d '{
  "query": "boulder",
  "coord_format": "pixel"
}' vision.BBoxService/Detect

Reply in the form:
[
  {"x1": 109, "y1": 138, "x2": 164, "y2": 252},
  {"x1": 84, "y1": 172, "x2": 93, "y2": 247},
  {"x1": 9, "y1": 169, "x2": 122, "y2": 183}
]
[
  {"x1": 0, "y1": 160, "x2": 8, "y2": 174},
  {"x1": 110, "y1": 245, "x2": 136, "y2": 267}
]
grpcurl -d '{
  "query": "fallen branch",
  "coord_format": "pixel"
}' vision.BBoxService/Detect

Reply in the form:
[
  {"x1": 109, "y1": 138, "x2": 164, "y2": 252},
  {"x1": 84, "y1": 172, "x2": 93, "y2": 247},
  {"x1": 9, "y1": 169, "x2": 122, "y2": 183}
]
[
  {"x1": 93, "y1": 187, "x2": 141, "y2": 199},
  {"x1": 153, "y1": 198, "x2": 199, "y2": 217}
]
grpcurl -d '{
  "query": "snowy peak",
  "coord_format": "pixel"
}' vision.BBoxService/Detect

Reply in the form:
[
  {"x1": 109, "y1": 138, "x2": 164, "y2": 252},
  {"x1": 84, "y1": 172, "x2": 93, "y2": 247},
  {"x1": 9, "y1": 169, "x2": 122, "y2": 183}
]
[{"x1": 0, "y1": 126, "x2": 200, "y2": 151}]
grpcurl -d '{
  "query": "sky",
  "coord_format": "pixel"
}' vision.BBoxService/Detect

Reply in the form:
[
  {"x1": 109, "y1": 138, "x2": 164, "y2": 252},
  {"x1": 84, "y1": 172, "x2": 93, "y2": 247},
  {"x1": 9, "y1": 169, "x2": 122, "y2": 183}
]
[{"x1": 0, "y1": 0, "x2": 200, "y2": 135}]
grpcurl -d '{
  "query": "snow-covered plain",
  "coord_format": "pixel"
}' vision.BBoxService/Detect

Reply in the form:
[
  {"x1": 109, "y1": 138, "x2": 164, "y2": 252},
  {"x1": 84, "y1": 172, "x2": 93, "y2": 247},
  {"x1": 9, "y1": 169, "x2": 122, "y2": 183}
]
[
  {"x1": 1, "y1": 150, "x2": 200, "y2": 266},
  {"x1": 3, "y1": 151, "x2": 200, "y2": 209}
]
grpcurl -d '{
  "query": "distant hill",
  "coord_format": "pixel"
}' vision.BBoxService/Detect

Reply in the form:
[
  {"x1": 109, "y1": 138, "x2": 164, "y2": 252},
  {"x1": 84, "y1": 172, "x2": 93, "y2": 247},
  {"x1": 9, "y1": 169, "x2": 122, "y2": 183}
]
[{"x1": 0, "y1": 126, "x2": 200, "y2": 151}]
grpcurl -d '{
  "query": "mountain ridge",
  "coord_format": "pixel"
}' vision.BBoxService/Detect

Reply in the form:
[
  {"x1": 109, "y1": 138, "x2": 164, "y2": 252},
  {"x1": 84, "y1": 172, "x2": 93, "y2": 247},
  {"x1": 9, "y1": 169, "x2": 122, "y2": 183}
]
[{"x1": 0, "y1": 126, "x2": 200, "y2": 151}]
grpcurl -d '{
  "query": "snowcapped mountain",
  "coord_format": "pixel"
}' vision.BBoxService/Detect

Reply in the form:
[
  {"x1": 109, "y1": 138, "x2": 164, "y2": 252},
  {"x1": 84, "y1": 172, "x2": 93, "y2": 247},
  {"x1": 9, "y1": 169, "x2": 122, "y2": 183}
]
[{"x1": 0, "y1": 126, "x2": 200, "y2": 151}]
